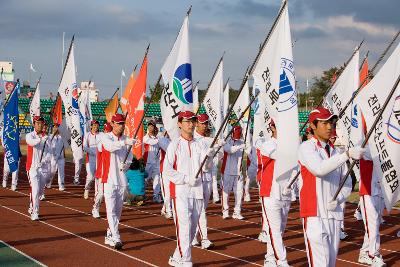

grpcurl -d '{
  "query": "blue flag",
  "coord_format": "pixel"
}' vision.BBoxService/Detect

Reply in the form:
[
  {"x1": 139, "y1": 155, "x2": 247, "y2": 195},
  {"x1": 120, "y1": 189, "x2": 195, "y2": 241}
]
[{"x1": 3, "y1": 82, "x2": 20, "y2": 172}]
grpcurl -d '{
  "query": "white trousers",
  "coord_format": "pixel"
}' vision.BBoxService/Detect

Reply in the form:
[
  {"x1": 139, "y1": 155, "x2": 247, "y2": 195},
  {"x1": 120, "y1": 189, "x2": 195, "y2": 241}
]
[
  {"x1": 104, "y1": 183, "x2": 125, "y2": 242},
  {"x1": 49, "y1": 158, "x2": 65, "y2": 187},
  {"x1": 244, "y1": 175, "x2": 250, "y2": 198},
  {"x1": 74, "y1": 158, "x2": 82, "y2": 181},
  {"x1": 171, "y1": 197, "x2": 203, "y2": 266},
  {"x1": 93, "y1": 179, "x2": 104, "y2": 211},
  {"x1": 27, "y1": 170, "x2": 45, "y2": 215},
  {"x1": 196, "y1": 179, "x2": 212, "y2": 240},
  {"x1": 222, "y1": 174, "x2": 243, "y2": 215},
  {"x1": 160, "y1": 173, "x2": 171, "y2": 214},
  {"x1": 85, "y1": 159, "x2": 96, "y2": 190},
  {"x1": 212, "y1": 174, "x2": 219, "y2": 202},
  {"x1": 261, "y1": 197, "x2": 290, "y2": 265},
  {"x1": 3, "y1": 158, "x2": 19, "y2": 187},
  {"x1": 303, "y1": 217, "x2": 341, "y2": 267},
  {"x1": 360, "y1": 195, "x2": 381, "y2": 257},
  {"x1": 145, "y1": 163, "x2": 161, "y2": 197}
]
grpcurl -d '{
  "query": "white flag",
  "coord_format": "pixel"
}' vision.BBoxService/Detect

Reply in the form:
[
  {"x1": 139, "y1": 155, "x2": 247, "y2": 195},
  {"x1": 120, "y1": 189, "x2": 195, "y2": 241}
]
[
  {"x1": 232, "y1": 79, "x2": 250, "y2": 129},
  {"x1": 193, "y1": 84, "x2": 199, "y2": 113},
  {"x1": 79, "y1": 86, "x2": 92, "y2": 136},
  {"x1": 160, "y1": 15, "x2": 192, "y2": 138},
  {"x1": 58, "y1": 39, "x2": 84, "y2": 160},
  {"x1": 252, "y1": 1, "x2": 299, "y2": 184},
  {"x1": 357, "y1": 42, "x2": 400, "y2": 210},
  {"x1": 121, "y1": 69, "x2": 126, "y2": 78},
  {"x1": 29, "y1": 82, "x2": 41, "y2": 123},
  {"x1": 30, "y1": 63, "x2": 36, "y2": 72},
  {"x1": 203, "y1": 59, "x2": 224, "y2": 131}
]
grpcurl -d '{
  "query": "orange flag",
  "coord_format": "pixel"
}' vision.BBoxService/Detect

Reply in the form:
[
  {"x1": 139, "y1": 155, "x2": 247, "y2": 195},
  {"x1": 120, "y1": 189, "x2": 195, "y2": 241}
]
[
  {"x1": 120, "y1": 70, "x2": 136, "y2": 114},
  {"x1": 52, "y1": 94, "x2": 63, "y2": 125},
  {"x1": 359, "y1": 58, "x2": 369, "y2": 89},
  {"x1": 104, "y1": 92, "x2": 119, "y2": 123},
  {"x1": 126, "y1": 55, "x2": 147, "y2": 159}
]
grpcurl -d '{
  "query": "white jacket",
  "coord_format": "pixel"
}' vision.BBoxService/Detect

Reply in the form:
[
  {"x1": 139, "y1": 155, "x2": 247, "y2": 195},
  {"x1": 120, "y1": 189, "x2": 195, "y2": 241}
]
[
  {"x1": 143, "y1": 134, "x2": 160, "y2": 165},
  {"x1": 298, "y1": 137, "x2": 352, "y2": 220},
  {"x1": 194, "y1": 131, "x2": 214, "y2": 181},
  {"x1": 221, "y1": 138, "x2": 244, "y2": 176},
  {"x1": 26, "y1": 131, "x2": 51, "y2": 176},
  {"x1": 83, "y1": 132, "x2": 99, "y2": 162},
  {"x1": 102, "y1": 132, "x2": 133, "y2": 187},
  {"x1": 49, "y1": 134, "x2": 65, "y2": 161}
]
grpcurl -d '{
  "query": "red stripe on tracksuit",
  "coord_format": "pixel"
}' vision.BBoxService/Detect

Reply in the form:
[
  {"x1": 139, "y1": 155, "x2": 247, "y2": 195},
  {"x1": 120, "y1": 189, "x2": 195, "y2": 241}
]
[
  {"x1": 261, "y1": 195, "x2": 279, "y2": 261},
  {"x1": 361, "y1": 196, "x2": 370, "y2": 238},
  {"x1": 101, "y1": 149, "x2": 111, "y2": 183},
  {"x1": 143, "y1": 144, "x2": 149, "y2": 165},
  {"x1": 299, "y1": 162, "x2": 317, "y2": 218},
  {"x1": 94, "y1": 148, "x2": 103, "y2": 179},
  {"x1": 172, "y1": 198, "x2": 183, "y2": 257},
  {"x1": 26, "y1": 145, "x2": 33, "y2": 172},
  {"x1": 304, "y1": 218, "x2": 314, "y2": 267}
]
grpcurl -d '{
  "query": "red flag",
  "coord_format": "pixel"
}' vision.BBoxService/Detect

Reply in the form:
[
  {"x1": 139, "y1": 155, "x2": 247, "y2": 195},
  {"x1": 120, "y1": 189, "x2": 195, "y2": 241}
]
[
  {"x1": 52, "y1": 94, "x2": 63, "y2": 125},
  {"x1": 359, "y1": 58, "x2": 369, "y2": 89},
  {"x1": 121, "y1": 70, "x2": 136, "y2": 114},
  {"x1": 126, "y1": 55, "x2": 147, "y2": 159}
]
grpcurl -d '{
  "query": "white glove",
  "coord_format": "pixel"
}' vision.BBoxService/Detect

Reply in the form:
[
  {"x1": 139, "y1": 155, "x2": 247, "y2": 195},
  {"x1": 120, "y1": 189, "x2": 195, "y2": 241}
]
[
  {"x1": 348, "y1": 146, "x2": 366, "y2": 160},
  {"x1": 282, "y1": 186, "x2": 291, "y2": 196},
  {"x1": 188, "y1": 175, "x2": 200, "y2": 187},
  {"x1": 237, "y1": 144, "x2": 246, "y2": 151},
  {"x1": 119, "y1": 163, "x2": 130, "y2": 172},
  {"x1": 124, "y1": 138, "x2": 136, "y2": 146},
  {"x1": 37, "y1": 162, "x2": 42, "y2": 169},
  {"x1": 42, "y1": 136, "x2": 48, "y2": 142},
  {"x1": 327, "y1": 199, "x2": 339, "y2": 211},
  {"x1": 206, "y1": 147, "x2": 216, "y2": 157},
  {"x1": 217, "y1": 139, "x2": 226, "y2": 147}
]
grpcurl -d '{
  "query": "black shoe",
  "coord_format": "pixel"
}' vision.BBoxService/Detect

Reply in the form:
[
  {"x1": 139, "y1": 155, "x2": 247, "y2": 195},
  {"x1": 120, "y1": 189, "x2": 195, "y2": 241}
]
[{"x1": 114, "y1": 241, "x2": 123, "y2": 250}]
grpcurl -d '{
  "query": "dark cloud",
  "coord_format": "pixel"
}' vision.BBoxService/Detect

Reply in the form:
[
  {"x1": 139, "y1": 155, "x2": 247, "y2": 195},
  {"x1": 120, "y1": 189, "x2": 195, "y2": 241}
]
[
  {"x1": 216, "y1": 0, "x2": 280, "y2": 18},
  {"x1": 294, "y1": 26, "x2": 327, "y2": 39}
]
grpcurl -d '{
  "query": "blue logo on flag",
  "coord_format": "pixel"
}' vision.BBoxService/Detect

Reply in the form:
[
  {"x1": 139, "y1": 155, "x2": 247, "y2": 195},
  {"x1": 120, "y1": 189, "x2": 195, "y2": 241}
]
[
  {"x1": 351, "y1": 104, "x2": 359, "y2": 128},
  {"x1": 172, "y1": 63, "x2": 193, "y2": 105},
  {"x1": 278, "y1": 58, "x2": 297, "y2": 112},
  {"x1": 3, "y1": 83, "x2": 20, "y2": 172},
  {"x1": 386, "y1": 95, "x2": 400, "y2": 144}
]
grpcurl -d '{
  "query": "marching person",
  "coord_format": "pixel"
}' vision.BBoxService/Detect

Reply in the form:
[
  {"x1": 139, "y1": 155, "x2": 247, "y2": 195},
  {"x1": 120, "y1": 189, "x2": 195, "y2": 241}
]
[
  {"x1": 1, "y1": 135, "x2": 20, "y2": 191},
  {"x1": 26, "y1": 116, "x2": 51, "y2": 221},
  {"x1": 192, "y1": 114, "x2": 217, "y2": 249},
  {"x1": 159, "y1": 132, "x2": 172, "y2": 219},
  {"x1": 256, "y1": 119, "x2": 291, "y2": 267},
  {"x1": 298, "y1": 107, "x2": 364, "y2": 267},
  {"x1": 83, "y1": 120, "x2": 100, "y2": 199},
  {"x1": 92, "y1": 122, "x2": 113, "y2": 219},
  {"x1": 221, "y1": 125, "x2": 246, "y2": 220},
  {"x1": 47, "y1": 123, "x2": 66, "y2": 191},
  {"x1": 163, "y1": 111, "x2": 217, "y2": 266},
  {"x1": 143, "y1": 119, "x2": 162, "y2": 203},
  {"x1": 102, "y1": 114, "x2": 135, "y2": 250},
  {"x1": 211, "y1": 154, "x2": 221, "y2": 204}
]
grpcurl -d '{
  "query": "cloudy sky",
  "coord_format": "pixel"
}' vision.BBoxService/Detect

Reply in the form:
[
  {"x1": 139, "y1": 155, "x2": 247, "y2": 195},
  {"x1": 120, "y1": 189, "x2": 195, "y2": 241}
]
[{"x1": 0, "y1": 0, "x2": 398, "y2": 99}]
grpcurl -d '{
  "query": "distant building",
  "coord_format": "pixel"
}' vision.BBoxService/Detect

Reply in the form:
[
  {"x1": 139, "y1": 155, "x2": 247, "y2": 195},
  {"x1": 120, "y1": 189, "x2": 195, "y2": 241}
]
[{"x1": 79, "y1": 81, "x2": 99, "y2": 102}]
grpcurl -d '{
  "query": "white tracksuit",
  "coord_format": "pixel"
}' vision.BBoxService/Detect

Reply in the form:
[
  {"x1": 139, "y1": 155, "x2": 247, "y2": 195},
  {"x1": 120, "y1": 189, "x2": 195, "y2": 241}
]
[
  {"x1": 256, "y1": 137, "x2": 291, "y2": 265},
  {"x1": 359, "y1": 148, "x2": 383, "y2": 258},
  {"x1": 48, "y1": 134, "x2": 65, "y2": 188},
  {"x1": 298, "y1": 137, "x2": 352, "y2": 267},
  {"x1": 3, "y1": 153, "x2": 19, "y2": 188},
  {"x1": 163, "y1": 135, "x2": 212, "y2": 266},
  {"x1": 93, "y1": 132, "x2": 106, "y2": 212},
  {"x1": 221, "y1": 138, "x2": 244, "y2": 216},
  {"x1": 101, "y1": 132, "x2": 133, "y2": 243},
  {"x1": 159, "y1": 136, "x2": 171, "y2": 214},
  {"x1": 26, "y1": 131, "x2": 51, "y2": 216},
  {"x1": 143, "y1": 134, "x2": 161, "y2": 198},
  {"x1": 84, "y1": 132, "x2": 99, "y2": 190},
  {"x1": 193, "y1": 131, "x2": 213, "y2": 241},
  {"x1": 211, "y1": 155, "x2": 220, "y2": 202}
]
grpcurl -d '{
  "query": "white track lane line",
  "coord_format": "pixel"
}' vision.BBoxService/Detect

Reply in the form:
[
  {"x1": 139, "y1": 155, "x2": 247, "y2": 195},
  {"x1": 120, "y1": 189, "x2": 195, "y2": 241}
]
[
  {"x1": 0, "y1": 204, "x2": 157, "y2": 267},
  {"x1": 7, "y1": 189, "x2": 262, "y2": 266}
]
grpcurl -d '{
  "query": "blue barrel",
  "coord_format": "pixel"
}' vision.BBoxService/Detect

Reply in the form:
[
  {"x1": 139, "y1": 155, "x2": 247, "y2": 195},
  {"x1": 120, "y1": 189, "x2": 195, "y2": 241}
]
[{"x1": 126, "y1": 169, "x2": 145, "y2": 196}]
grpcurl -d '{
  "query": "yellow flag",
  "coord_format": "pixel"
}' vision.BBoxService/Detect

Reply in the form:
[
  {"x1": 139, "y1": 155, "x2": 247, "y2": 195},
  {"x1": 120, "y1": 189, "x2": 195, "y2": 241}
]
[{"x1": 104, "y1": 92, "x2": 119, "y2": 122}]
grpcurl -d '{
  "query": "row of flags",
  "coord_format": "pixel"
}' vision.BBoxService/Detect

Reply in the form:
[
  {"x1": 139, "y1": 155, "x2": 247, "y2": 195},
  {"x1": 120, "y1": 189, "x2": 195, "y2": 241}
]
[{"x1": 0, "y1": 0, "x2": 399, "y2": 211}]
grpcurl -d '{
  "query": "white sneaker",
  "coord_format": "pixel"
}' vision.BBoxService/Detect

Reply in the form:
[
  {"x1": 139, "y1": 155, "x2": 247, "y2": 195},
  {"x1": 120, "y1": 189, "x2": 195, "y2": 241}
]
[
  {"x1": 277, "y1": 261, "x2": 291, "y2": 267},
  {"x1": 201, "y1": 239, "x2": 214, "y2": 249},
  {"x1": 92, "y1": 208, "x2": 100, "y2": 218},
  {"x1": 354, "y1": 209, "x2": 363, "y2": 221},
  {"x1": 213, "y1": 199, "x2": 220, "y2": 204},
  {"x1": 84, "y1": 190, "x2": 89, "y2": 199},
  {"x1": 232, "y1": 213, "x2": 244, "y2": 220},
  {"x1": 2, "y1": 180, "x2": 6, "y2": 188},
  {"x1": 39, "y1": 194, "x2": 45, "y2": 201},
  {"x1": 340, "y1": 230, "x2": 348, "y2": 240},
  {"x1": 165, "y1": 212, "x2": 173, "y2": 220},
  {"x1": 222, "y1": 213, "x2": 229, "y2": 219},
  {"x1": 264, "y1": 257, "x2": 277, "y2": 267},
  {"x1": 153, "y1": 195, "x2": 162, "y2": 203},
  {"x1": 371, "y1": 255, "x2": 386, "y2": 267},
  {"x1": 168, "y1": 256, "x2": 179, "y2": 266},
  {"x1": 244, "y1": 194, "x2": 251, "y2": 202},
  {"x1": 73, "y1": 179, "x2": 79, "y2": 185},
  {"x1": 11, "y1": 185, "x2": 16, "y2": 191},
  {"x1": 59, "y1": 185, "x2": 65, "y2": 191},
  {"x1": 191, "y1": 238, "x2": 200, "y2": 247},
  {"x1": 258, "y1": 231, "x2": 269, "y2": 243},
  {"x1": 358, "y1": 253, "x2": 372, "y2": 265},
  {"x1": 46, "y1": 183, "x2": 52, "y2": 189},
  {"x1": 397, "y1": 230, "x2": 400, "y2": 238},
  {"x1": 104, "y1": 229, "x2": 114, "y2": 246},
  {"x1": 28, "y1": 207, "x2": 33, "y2": 215},
  {"x1": 31, "y1": 213, "x2": 39, "y2": 221}
]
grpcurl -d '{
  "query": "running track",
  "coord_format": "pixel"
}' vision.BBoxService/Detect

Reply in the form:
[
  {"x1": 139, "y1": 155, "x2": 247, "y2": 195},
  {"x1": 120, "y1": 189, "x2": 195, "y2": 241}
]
[{"x1": 0, "y1": 156, "x2": 399, "y2": 266}]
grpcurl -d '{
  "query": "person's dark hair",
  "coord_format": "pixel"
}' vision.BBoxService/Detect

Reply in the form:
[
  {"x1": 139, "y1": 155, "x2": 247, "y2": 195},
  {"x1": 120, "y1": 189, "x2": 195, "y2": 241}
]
[{"x1": 130, "y1": 158, "x2": 145, "y2": 172}]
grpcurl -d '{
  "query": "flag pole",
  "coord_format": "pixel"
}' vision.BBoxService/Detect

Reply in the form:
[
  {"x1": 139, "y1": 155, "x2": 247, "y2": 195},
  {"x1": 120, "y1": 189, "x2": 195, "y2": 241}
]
[
  {"x1": 332, "y1": 73, "x2": 400, "y2": 201},
  {"x1": 286, "y1": 30, "x2": 400, "y2": 189},
  {"x1": 196, "y1": 52, "x2": 225, "y2": 115}
]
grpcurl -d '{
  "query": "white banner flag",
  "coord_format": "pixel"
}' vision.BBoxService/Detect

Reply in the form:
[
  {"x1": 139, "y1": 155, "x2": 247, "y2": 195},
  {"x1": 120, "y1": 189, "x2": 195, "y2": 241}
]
[
  {"x1": 160, "y1": 15, "x2": 192, "y2": 139},
  {"x1": 29, "y1": 82, "x2": 41, "y2": 124},
  {"x1": 357, "y1": 42, "x2": 400, "y2": 210},
  {"x1": 79, "y1": 86, "x2": 92, "y2": 136},
  {"x1": 232, "y1": 79, "x2": 250, "y2": 129},
  {"x1": 203, "y1": 59, "x2": 223, "y2": 131},
  {"x1": 58, "y1": 39, "x2": 84, "y2": 160}
]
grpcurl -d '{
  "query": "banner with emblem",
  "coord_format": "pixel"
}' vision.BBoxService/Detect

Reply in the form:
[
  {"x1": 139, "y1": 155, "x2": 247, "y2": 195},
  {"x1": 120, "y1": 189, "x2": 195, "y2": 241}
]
[
  {"x1": 203, "y1": 59, "x2": 223, "y2": 131},
  {"x1": 79, "y1": 85, "x2": 92, "y2": 136},
  {"x1": 57, "y1": 36, "x2": 83, "y2": 160},
  {"x1": 357, "y1": 42, "x2": 400, "y2": 210},
  {"x1": 160, "y1": 14, "x2": 192, "y2": 139},
  {"x1": 3, "y1": 83, "x2": 20, "y2": 172}
]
